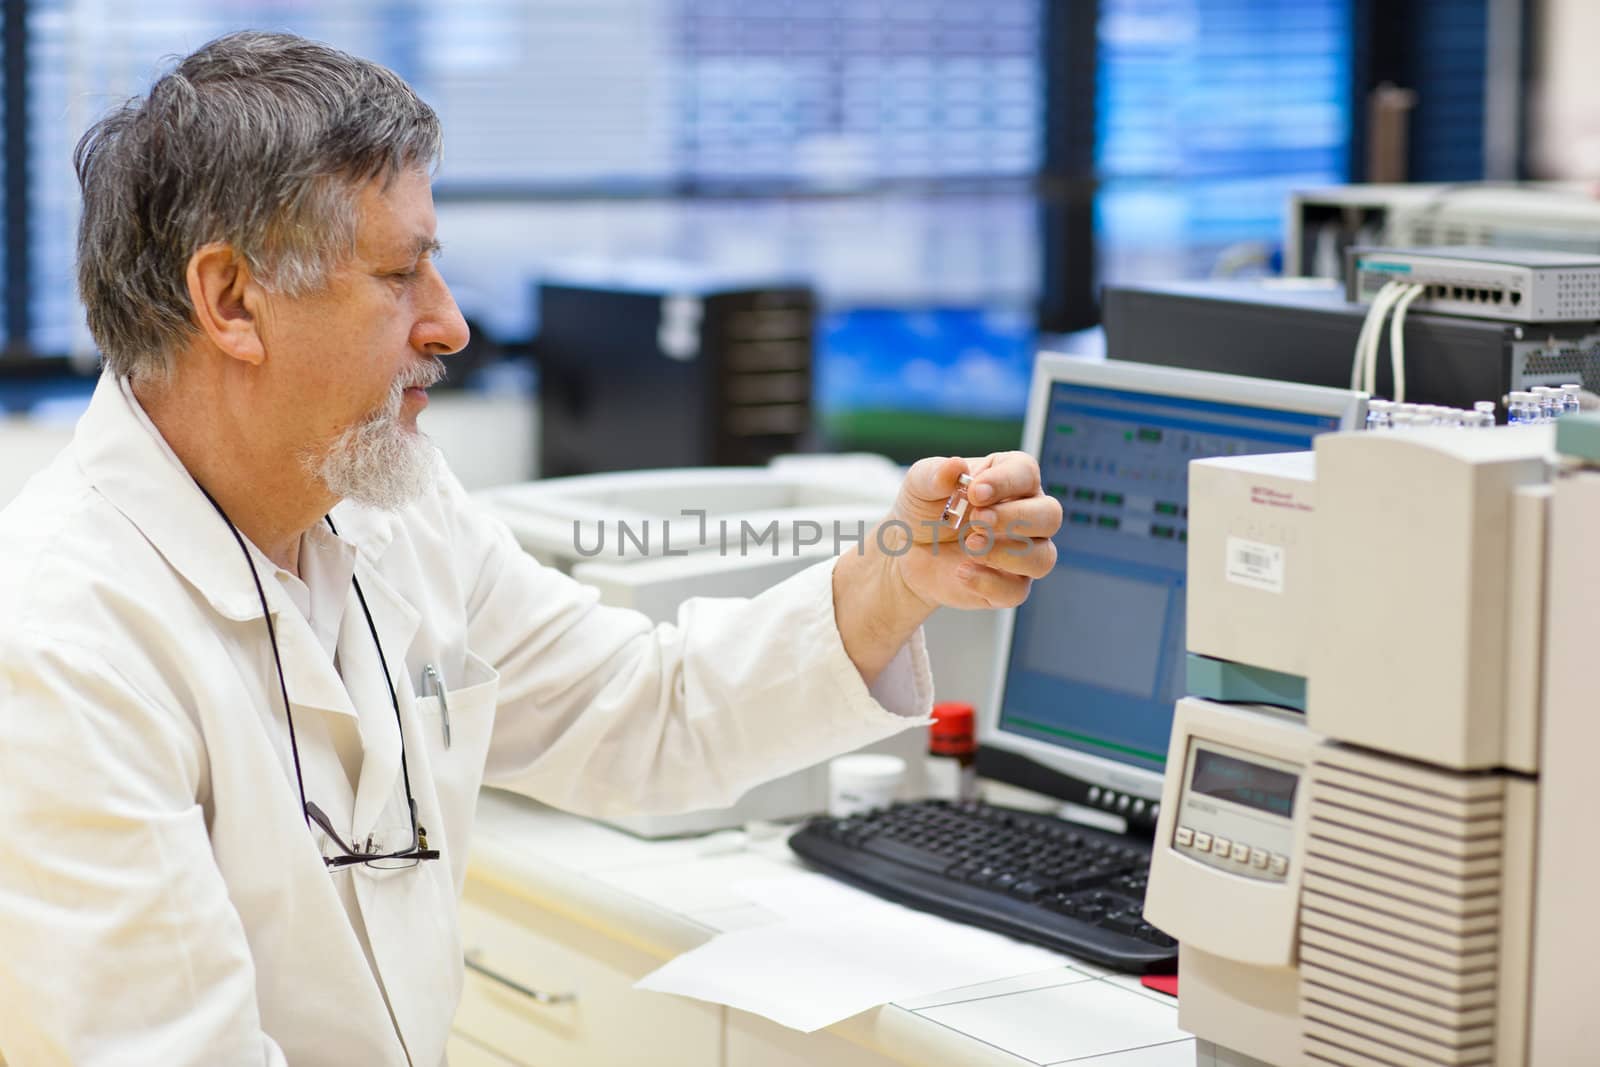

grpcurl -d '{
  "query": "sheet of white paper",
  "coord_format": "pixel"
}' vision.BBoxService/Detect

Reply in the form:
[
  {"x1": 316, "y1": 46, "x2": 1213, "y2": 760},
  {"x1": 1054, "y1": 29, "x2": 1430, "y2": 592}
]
[
  {"x1": 635, "y1": 875, "x2": 1068, "y2": 1032},
  {"x1": 730, "y1": 872, "x2": 891, "y2": 920}
]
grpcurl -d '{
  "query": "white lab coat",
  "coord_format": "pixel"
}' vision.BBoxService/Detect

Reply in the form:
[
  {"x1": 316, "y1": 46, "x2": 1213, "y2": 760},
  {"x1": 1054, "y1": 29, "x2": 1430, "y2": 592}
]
[{"x1": 0, "y1": 374, "x2": 933, "y2": 1066}]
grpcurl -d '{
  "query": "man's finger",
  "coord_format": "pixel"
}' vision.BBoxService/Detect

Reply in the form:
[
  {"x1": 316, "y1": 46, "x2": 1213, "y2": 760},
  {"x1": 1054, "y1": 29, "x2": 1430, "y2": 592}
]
[
  {"x1": 966, "y1": 495, "x2": 1063, "y2": 541},
  {"x1": 964, "y1": 532, "x2": 1058, "y2": 578},
  {"x1": 906, "y1": 455, "x2": 971, "y2": 502},
  {"x1": 966, "y1": 451, "x2": 1041, "y2": 506}
]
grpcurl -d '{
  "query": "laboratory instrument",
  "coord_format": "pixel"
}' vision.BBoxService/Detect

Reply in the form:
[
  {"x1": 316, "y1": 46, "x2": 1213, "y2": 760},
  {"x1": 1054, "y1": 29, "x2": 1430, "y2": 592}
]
[{"x1": 1144, "y1": 416, "x2": 1594, "y2": 1065}]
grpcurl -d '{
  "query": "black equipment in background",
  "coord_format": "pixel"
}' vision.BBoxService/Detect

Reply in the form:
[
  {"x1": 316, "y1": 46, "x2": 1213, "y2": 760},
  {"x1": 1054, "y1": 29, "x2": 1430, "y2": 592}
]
[
  {"x1": 534, "y1": 280, "x2": 815, "y2": 477},
  {"x1": 1101, "y1": 279, "x2": 1600, "y2": 411}
]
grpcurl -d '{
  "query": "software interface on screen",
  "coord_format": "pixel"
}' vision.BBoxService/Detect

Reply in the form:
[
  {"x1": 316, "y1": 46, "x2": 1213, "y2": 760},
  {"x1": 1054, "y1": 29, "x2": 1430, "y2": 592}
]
[{"x1": 997, "y1": 381, "x2": 1343, "y2": 774}]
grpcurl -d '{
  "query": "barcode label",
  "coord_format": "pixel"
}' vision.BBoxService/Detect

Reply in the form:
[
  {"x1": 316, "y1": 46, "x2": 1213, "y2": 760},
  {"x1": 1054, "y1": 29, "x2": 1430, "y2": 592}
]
[{"x1": 1226, "y1": 536, "x2": 1285, "y2": 594}]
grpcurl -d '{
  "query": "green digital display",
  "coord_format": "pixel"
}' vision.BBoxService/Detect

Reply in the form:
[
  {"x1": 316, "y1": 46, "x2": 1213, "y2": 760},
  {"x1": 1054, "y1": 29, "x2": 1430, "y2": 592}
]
[{"x1": 1191, "y1": 749, "x2": 1297, "y2": 818}]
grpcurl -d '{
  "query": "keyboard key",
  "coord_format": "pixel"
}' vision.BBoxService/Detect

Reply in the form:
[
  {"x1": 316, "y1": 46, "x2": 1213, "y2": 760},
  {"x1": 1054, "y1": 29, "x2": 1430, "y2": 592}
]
[
  {"x1": 862, "y1": 837, "x2": 960, "y2": 874},
  {"x1": 1100, "y1": 911, "x2": 1144, "y2": 936}
]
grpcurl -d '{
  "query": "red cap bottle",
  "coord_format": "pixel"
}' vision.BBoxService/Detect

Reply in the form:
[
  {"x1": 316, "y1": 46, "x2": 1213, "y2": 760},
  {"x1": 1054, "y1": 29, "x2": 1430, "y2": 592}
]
[{"x1": 928, "y1": 702, "x2": 978, "y2": 801}]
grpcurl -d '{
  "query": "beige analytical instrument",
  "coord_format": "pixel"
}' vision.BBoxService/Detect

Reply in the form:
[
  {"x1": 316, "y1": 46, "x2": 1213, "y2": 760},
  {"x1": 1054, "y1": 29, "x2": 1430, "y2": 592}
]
[{"x1": 1146, "y1": 416, "x2": 1600, "y2": 1066}]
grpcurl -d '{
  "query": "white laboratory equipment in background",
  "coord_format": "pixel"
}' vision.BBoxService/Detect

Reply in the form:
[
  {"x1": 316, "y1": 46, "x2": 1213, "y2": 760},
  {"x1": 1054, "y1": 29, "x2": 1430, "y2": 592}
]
[
  {"x1": 477, "y1": 456, "x2": 1002, "y2": 837},
  {"x1": 1145, "y1": 416, "x2": 1600, "y2": 1065}
]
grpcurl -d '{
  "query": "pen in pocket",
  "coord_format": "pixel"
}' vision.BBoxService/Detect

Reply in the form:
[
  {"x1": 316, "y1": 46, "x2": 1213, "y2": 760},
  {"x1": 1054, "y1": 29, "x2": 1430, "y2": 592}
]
[{"x1": 421, "y1": 663, "x2": 451, "y2": 750}]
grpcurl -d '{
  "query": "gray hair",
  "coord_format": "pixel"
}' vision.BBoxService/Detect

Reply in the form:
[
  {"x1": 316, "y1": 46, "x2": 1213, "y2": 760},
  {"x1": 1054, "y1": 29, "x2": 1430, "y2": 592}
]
[{"x1": 74, "y1": 30, "x2": 442, "y2": 383}]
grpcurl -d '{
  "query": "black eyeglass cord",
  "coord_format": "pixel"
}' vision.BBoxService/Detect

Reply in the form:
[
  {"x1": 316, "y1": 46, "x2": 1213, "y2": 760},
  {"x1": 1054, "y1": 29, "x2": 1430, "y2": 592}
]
[
  {"x1": 195, "y1": 483, "x2": 430, "y2": 859},
  {"x1": 331, "y1": 515, "x2": 423, "y2": 844},
  {"x1": 196, "y1": 482, "x2": 313, "y2": 826}
]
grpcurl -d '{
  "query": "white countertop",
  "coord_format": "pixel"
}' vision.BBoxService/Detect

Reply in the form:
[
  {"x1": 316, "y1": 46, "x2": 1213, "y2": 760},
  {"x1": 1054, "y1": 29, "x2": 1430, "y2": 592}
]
[{"x1": 469, "y1": 788, "x2": 1195, "y2": 1067}]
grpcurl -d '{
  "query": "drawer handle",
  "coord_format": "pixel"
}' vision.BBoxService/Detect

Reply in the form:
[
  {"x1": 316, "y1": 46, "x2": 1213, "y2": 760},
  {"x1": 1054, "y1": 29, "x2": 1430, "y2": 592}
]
[{"x1": 464, "y1": 950, "x2": 578, "y2": 1006}]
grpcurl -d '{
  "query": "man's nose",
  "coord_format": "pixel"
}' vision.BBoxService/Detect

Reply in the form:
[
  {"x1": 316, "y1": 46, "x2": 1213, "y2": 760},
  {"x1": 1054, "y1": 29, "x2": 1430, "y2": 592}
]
[{"x1": 415, "y1": 266, "x2": 470, "y2": 357}]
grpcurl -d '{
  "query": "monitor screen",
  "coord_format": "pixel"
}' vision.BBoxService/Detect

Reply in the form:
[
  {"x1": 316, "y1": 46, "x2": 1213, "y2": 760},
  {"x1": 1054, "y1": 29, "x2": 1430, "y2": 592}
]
[{"x1": 986, "y1": 359, "x2": 1356, "y2": 799}]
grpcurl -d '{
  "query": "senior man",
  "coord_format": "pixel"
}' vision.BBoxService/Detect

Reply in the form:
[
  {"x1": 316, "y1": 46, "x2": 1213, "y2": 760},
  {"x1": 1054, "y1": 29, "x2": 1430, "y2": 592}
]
[{"x1": 0, "y1": 30, "x2": 1061, "y2": 1067}]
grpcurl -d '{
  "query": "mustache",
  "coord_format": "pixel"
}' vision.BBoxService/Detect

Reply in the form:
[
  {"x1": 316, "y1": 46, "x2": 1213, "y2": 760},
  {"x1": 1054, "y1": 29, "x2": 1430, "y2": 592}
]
[
  {"x1": 396, "y1": 357, "x2": 446, "y2": 392},
  {"x1": 365, "y1": 357, "x2": 447, "y2": 425}
]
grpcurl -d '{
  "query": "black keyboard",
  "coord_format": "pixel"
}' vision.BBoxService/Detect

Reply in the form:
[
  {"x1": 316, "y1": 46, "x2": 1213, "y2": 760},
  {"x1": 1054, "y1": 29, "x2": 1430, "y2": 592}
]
[{"x1": 789, "y1": 799, "x2": 1177, "y2": 973}]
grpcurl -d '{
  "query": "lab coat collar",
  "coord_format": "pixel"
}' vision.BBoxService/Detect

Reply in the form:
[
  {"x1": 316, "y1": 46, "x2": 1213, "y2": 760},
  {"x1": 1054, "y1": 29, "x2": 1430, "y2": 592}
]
[{"x1": 73, "y1": 372, "x2": 402, "y2": 621}]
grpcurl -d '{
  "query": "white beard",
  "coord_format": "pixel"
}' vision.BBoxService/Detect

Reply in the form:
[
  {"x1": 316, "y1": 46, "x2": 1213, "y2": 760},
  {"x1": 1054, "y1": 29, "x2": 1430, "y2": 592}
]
[{"x1": 307, "y1": 359, "x2": 444, "y2": 511}]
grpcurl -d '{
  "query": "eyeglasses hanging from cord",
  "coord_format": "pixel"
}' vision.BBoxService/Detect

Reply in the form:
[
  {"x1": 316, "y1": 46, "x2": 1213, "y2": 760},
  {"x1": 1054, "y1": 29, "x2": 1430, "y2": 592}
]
[{"x1": 196, "y1": 482, "x2": 440, "y2": 870}]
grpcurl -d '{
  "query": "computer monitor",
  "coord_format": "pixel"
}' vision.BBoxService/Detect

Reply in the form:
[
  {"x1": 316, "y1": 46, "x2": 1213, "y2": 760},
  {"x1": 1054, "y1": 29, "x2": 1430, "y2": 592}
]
[{"x1": 977, "y1": 355, "x2": 1365, "y2": 821}]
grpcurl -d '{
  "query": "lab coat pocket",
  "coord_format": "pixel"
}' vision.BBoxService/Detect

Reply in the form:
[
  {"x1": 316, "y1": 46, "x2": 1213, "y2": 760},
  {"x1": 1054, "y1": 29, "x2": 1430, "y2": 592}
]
[{"x1": 415, "y1": 650, "x2": 499, "y2": 883}]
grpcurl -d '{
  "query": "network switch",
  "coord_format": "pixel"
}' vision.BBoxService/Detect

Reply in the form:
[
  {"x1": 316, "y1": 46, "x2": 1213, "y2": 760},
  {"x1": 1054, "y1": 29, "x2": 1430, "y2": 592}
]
[{"x1": 1346, "y1": 246, "x2": 1600, "y2": 323}]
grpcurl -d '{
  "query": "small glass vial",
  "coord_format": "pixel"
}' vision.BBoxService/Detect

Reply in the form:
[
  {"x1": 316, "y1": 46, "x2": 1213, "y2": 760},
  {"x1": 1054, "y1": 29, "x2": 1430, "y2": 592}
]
[
  {"x1": 1365, "y1": 399, "x2": 1393, "y2": 431},
  {"x1": 1533, "y1": 387, "x2": 1558, "y2": 423},
  {"x1": 926, "y1": 702, "x2": 978, "y2": 802},
  {"x1": 942, "y1": 473, "x2": 974, "y2": 526},
  {"x1": 1474, "y1": 400, "x2": 1497, "y2": 427},
  {"x1": 1562, "y1": 384, "x2": 1582, "y2": 417},
  {"x1": 1508, "y1": 391, "x2": 1535, "y2": 424}
]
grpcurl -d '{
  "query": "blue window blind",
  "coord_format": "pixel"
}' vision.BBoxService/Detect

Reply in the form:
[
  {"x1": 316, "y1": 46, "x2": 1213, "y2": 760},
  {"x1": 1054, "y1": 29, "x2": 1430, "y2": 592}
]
[
  {"x1": 1095, "y1": 0, "x2": 1354, "y2": 284},
  {"x1": 1407, "y1": 0, "x2": 1486, "y2": 181},
  {"x1": 27, "y1": 1, "x2": 1043, "y2": 357},
  {"x1": 674, "y1": 0, "x2": 1040, "y2": 183}
]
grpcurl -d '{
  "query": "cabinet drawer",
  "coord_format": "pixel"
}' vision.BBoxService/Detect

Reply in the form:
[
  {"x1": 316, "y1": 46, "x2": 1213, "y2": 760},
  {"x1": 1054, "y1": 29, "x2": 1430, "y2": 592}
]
[{"x1": 454, "y1": 882, "x2": 721, "y2": 1067}]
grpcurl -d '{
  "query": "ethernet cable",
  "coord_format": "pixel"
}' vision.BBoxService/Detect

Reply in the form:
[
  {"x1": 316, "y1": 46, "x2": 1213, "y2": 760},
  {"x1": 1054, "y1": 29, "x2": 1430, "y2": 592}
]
[
  {"x1": 1351, "y1": 279, "x2": 1405, "y2": 393},
  {"x1": 1387, "y1": 282, "x2": 1426, "y2": 404}
]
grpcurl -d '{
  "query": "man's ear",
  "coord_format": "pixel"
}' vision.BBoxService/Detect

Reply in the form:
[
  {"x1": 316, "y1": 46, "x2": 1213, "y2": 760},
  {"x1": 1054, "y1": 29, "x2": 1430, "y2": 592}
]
[{"x1": 185, "y1": 243, "x2": 266, "y2": 366}]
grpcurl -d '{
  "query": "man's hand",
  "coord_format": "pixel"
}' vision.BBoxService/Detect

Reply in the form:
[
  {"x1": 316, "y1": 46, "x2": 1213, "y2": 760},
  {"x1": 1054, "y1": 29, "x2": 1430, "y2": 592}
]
[
  {"x1": 887, "y1": 452, "x2": 1062, "y2": 611},
  {"x1": 832, "y1": 452, "x2": 1062, "y2": 684}
]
